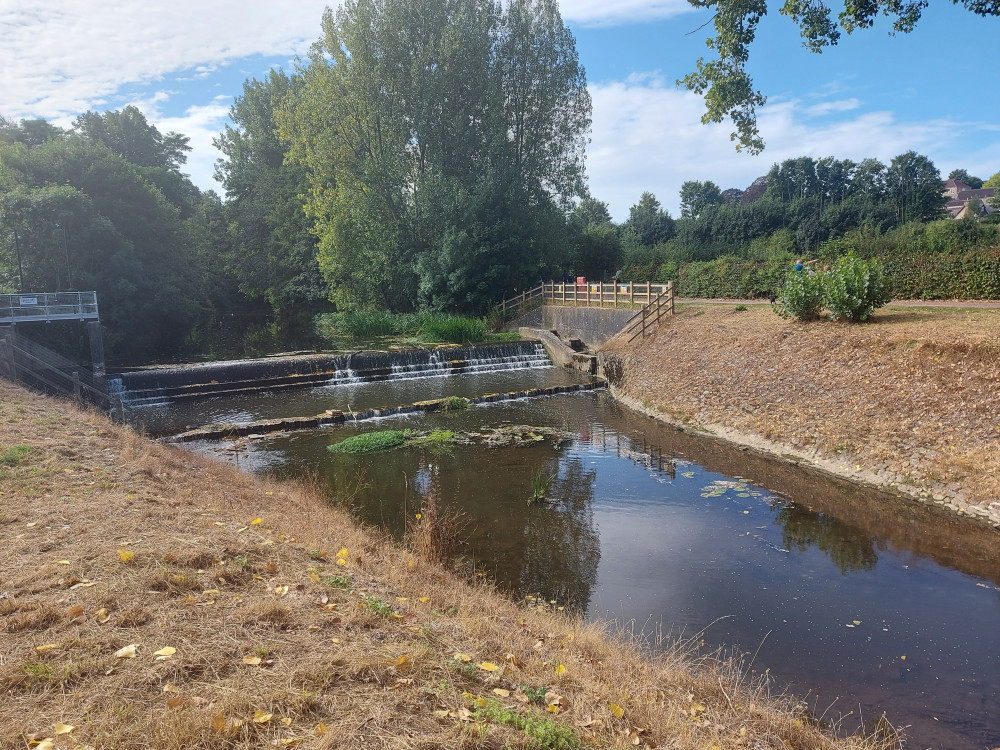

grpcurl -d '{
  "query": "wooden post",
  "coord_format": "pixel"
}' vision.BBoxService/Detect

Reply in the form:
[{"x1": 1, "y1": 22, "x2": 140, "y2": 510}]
[
  {"x1": 614, "y1": 282, "x2": 618, "y2": 308},
  {"x1": 667, "y1": 281, "x2": 675, "y2": 315},
  {"x1": 629, "y1": 283, "x2": 634, "y2": 307}
]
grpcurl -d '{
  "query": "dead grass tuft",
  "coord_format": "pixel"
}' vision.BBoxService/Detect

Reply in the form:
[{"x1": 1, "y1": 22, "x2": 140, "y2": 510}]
[
  {"x1": 163, "y1": 549, "x2": 216, "y2": 569},
  {"x1": 406, "y1": 492, "x2": 469, "y2": 566},
  {"x1": 145, "y1": 569, "x2": 203, "y2": 595},
  {"x1": 1, "y1": 602, "x2": 62, "y2": 632}
]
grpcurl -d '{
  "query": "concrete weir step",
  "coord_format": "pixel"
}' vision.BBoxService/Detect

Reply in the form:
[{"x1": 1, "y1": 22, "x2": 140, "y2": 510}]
[{"x1": 165, "y1": 381, "x2": 607, "y2": 443}]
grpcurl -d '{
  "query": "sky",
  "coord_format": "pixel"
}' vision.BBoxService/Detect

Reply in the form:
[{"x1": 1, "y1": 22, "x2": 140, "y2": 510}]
[{"x1": 2, "y1": 1, "x2": 998, "y2": 221}]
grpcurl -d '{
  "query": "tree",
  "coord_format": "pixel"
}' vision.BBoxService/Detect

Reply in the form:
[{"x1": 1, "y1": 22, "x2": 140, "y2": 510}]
[
  {"x1": 278, "y1": 0, "x2": 590, "y2": 312},
  {"x1": 214, "y1": 69, "x2": 328, "y2": 324},
  {"x1": 623, "y1": 192, "x2": 674, "y2": 246},
  {"x1": 678, "y1": 0, "x2": 1000, "y2": 152},
  {"x1": 886, "y1": 150, "x2": 946, "y2": 224},
  {"x1": 679, "y1": 180, "x2": 722, "y2": 218},
  {"x1": 948, "y1": 168, "x2": 983, "y2": 189}
]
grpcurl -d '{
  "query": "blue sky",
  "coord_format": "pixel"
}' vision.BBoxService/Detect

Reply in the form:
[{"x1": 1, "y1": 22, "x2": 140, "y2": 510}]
[{"x1": 2, "y1": 1, "x2": 998, "y2": 220}]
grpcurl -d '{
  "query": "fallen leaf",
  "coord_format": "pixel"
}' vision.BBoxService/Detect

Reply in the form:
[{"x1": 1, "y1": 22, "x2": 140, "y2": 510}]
[
  {"x1": 281, "y1": 739, "x2": 300, "y2": 747},
  {"x1": 115, "y1": 644, "x2": 137, "y2": 659},
  {"x1": 54, "y1": 723, "x2": 74, "y2": 735},
  {"x1": 493, "y1": 688, "x2": 511, "y2": 698},
  {"x1": 243, "y1": 655, "x2": 262, "y2": 666},
  {"x1": 610, "y1": 703, "x2": 625, "y2": 719},
  {"x1": 251, "y1": 518, "x2": 262, "y2": 525},
  {"x1": 55, "y1": 560, "x2": 71, "y2": 565},
  {"x1": 418, "y1": 597, "x2": 430, "y2": 603},
  {"x1": 35, "y1": 644, "x2": 60, "y2": 652},
  {"x1": 555, "y1": 663, "x2": 566, "y2": 675},
  {"x1": 274, "y1": 585, "x2": 289, "y2": 596},
  {"x1": 453, "y1": 653, "x2": 472, "y2": 663},
  {"x1": 154, "y1": 646, "x2": 176, "y2": 660},
  {"x1": 117, "y1": 550, "x2": 134, "y2": 563},
  {"x1": 211, "y1": 712, "x2": 226, "y2": 732},
  {"x1": 67, "y1": 605, "x2": 84, "y2": 620},
  {"x1": 281, "y1": 717, "x2": 293, "y2": 726},
  {"x1": 163, "y1": 684, "x2": 181, "y2": 693},
  {"x1": 478, "y1": 661, "x2": 500, "y2": 672},
  {"x1": 313, "y1": 723, "x2": 328, "y2": 736},
  {"x1": 94, "y1": 607, "x2": 110, "y2": 624},
  {"x1": 253, "y1": 710, "x2": 273, "y2": 725},
  {"x1": 30, "y1": 740, "x2": 54, "y2": 750},
  {"x1": 70, "y1": 581, "x2": 95, "y2": 589}
]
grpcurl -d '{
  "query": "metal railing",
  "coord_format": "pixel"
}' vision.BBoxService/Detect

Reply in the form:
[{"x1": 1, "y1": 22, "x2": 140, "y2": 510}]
[
  {"x1": 0, "y1": 292, "x2": 99, "y2": 324},
  {"x1": 0, "y1": 329, "x2": 109, "y2": 409}
]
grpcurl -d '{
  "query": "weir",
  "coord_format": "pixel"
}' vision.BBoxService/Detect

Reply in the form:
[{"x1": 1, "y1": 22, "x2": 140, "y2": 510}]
[{"x1": 109, "y1": 341, "x2": 552, "y2": 407}]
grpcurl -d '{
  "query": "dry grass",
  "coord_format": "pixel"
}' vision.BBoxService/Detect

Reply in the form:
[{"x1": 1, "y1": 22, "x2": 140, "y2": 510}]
[
  {"x1": 606, "y1": 303, "x2": 1000, "y2": 515},
  {"x1": 0, "y1": 381, "x2": 892, "y2": 750}
]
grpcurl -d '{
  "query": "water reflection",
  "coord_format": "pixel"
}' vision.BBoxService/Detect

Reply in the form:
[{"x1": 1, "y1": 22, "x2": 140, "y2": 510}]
[
  {"x1": 184, "y1": 392, "x2": 1000, "y2": 749},
  {"x1": 776, "y1": 503, "x2": 878, "y2": 574}
]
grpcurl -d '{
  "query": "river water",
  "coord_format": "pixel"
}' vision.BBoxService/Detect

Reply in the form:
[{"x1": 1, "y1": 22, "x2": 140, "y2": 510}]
[{"x1": 146, "y1": 368, "x2": 1000, "y2": 750}]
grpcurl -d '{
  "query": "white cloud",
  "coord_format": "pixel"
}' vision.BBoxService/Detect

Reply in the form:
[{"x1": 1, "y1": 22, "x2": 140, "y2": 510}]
[
  {"x1": 0, "y1": 1, "x2": 331, "y2": 121},
  {"x1": 587, "y1": 76, "x2": 988, "y2": 220},
  {"x1": 559, "y1": 0, "x2": 693, "y2": 25},
  {"x1": 149, "y1": 98, "x2": 233, "y2": 194},
  {"x1": 805, "y1": 98, "x2": 861, "y2": 117}
]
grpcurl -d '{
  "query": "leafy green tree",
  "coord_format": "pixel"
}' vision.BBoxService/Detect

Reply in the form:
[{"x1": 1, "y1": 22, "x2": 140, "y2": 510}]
[
  {"x1": 214, "y1": 69, "x2": 328, "y2": 325},
  {"x1": 74, "y1": 107, "x2": 200, "y2": 215},
  {"x1": 886, "y1": 151, "x2": 946, "y2": 224},
  {"x1": 623, "y1": 192, "x2": 674, "y2": 246},
  {"x1": 0, "y1": 126, "x2": 207, "y2": 361},
  {"x1": 678, "y1": 0, "x2": 1000, "y2": 152},
  {"x1": 568, "y1": 196, "x2": 613, "y2": 231},
  {"x1": 679, "y1": 180, "x2": 722, "y2": 218},
  {"x1": 279, "y1": 0, "x2": 590, "y2": 312},
  {"x1": 822, "y1": 251, "x2": 890, "y2": 321}
]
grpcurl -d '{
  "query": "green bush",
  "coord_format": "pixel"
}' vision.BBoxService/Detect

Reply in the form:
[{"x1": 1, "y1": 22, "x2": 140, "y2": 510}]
[
  {"x1": 823, "y1": 252, "x2": 890, "y2": 322},
  {"x1": 772, "y1": 269, "x2": 824, "y2": 321}
]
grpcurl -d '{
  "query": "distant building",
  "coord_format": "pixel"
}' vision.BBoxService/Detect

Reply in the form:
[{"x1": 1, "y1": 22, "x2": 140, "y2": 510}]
[{"x1": 943, "y1": 179, "x2": 996, "y2": 219}]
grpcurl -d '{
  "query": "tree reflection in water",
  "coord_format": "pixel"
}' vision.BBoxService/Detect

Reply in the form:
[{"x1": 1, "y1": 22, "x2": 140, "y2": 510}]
[{"x1": 775, "y1": 502, "x2": 878, "y2": 574}]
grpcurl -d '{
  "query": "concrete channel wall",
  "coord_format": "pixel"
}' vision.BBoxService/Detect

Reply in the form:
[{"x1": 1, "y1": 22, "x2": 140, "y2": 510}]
[{"x1": 516, "y1": 306, "x2": 636, "y2": 349}]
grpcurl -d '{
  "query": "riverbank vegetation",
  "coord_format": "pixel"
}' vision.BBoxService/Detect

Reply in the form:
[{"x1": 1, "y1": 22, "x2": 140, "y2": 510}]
[{"x1": 0, "y1": 381, "x2": 892, "y2": 749}]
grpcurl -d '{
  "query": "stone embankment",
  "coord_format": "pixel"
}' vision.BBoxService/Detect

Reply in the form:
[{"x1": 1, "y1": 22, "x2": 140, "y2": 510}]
[{"x1": 600, "y1": 303, "x2": 1000, "y2": 525}]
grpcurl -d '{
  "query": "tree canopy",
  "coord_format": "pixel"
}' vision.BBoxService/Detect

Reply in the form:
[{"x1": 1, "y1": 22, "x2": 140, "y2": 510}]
[
  {"x1": 276, "y1": 0, "x2": 591, "y2": 312},
  {"x1": 678, "y1": 0, "x2": 1000, "y2": 152}
]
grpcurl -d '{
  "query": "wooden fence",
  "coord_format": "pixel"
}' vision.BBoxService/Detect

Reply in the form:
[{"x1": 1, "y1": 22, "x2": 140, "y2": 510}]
[{"x1": 500, "y1": 281, "x2": 673, "y2": 320}]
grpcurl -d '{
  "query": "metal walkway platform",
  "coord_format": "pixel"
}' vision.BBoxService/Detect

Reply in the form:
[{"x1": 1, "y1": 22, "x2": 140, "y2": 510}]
[{"x1": 0, "y1": 292, "x2": 99, "y2": 324}]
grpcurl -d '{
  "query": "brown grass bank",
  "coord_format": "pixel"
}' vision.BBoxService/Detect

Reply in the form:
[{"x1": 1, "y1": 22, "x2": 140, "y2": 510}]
[
  {"x1": 0, "y1": 382, "x2": 887, "y2": 749},
  {"x1": 603, "y1": 303, "x2": 1000, "y2": 524}
]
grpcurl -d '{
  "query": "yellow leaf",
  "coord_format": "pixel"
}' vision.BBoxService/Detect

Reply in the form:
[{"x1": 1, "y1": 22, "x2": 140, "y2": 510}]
[
  {"x1": 211, "y1": 712, "x2": 226, "y2": 732},
  {"x1": 253, "y1": 710, "x2": 273, "y2": 724},
  {"x1": 900, "y1": 655, "x2": 906, "y2": 661},
  {"x1": 55, "y1": 560, "x2": 71, "y2": 565},
  {"x1": 252, "y1": 517, "x2": 262, "y2": 525},
  {"x1": 154, "y1": 646, "x2": 176, "y2": 657},
  {"x1": 418, "y1": 597, "x2": 430, "y2": 603},
  {"x1": 35, "y1": 644, "x2": 60, "y2": 652},
  {"x1": 31, "y1": 740, "x2": 54, "y2": 750},
  {"x1": 163, "y1": 684, "x2": 181, "y2": 693},
  {"x1": 336, "y1": 548, "x2": 348, "y2": 558},
  {"x1": 204, "y1": 589, "x2": 220, "y2": 595},
  {"x1": 243, "y1": 655, "x2": 262, "y2": 666},
  {"x1": 493, "y1": 688, "x2": 511, "y2": 698},
  {"x1": 309, "y1": 573, "x2": 320, "y2": 582},
  {"x1": 396, "y1": 655, "x2": 411, "y2": 670},
  {"x1": 313, "y1": 723, "x2": 328, "y2": 736},
  {"x1": 280, "y1": 739, "x2": 300, "y2": 747},
  {"x1": 478, "y1": 662, "x2": 500, "y2": 672},
  {"x1": 117, "y1": 550, "x2": 134, "y2": 563},
  {"x1": 336, "y1": 558, "x2": 347, "y2": 566},
  {"x1": 555, "y1": 663, "x2": 566, "y2": 675},
  {"x1": 54, "y1": 723, "x2": 75, "y2": 735},
  {"x1": 547, "y1": 704, "x2": 560, "y2": 714},
  {"x1": 274, "y1": 585, "x2": 289, "y2": 596},
  {"x1": 453, "y1": 653, "x2": 472, "y2": 663},
  {"x1": 94, "y1": 607, "x2": 110, "y2": 623},
  {"x1": 610, "y1": 703, "x2": 624, "y2": 719},
  {"x1": 281, "y1": 717, "x2": 293, "y2": 726},
  {"x1": 115, "y1": 644, "x2": 137, "y2": 659}
]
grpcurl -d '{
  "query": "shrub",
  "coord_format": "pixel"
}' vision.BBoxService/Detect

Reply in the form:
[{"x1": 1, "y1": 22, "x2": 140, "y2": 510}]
[
  {"x1": 772, "y1": 269, "x2": 824, "y2": 321},
  {"x1": 823, "y1": 251, "x2": 890, "y2": 322}
]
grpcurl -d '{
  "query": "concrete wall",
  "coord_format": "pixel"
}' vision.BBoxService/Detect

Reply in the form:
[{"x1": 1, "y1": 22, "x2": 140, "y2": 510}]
[{"x1": 528, "y1": 306, "x2": 635, "y2": 349}]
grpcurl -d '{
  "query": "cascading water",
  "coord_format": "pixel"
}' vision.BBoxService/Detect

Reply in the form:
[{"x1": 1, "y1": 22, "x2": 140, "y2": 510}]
[{"x1": 110, "y1": 341, "x2": 555, "y2": 408}]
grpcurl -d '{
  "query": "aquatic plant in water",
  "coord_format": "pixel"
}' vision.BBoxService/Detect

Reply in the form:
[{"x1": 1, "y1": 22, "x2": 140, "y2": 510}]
[
  {"x1": 528, "y1": 471, "x2": 554, "y2": 504},
  {"x1": 328, "y1": 430, "x2": 415, "y2": 454}
]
